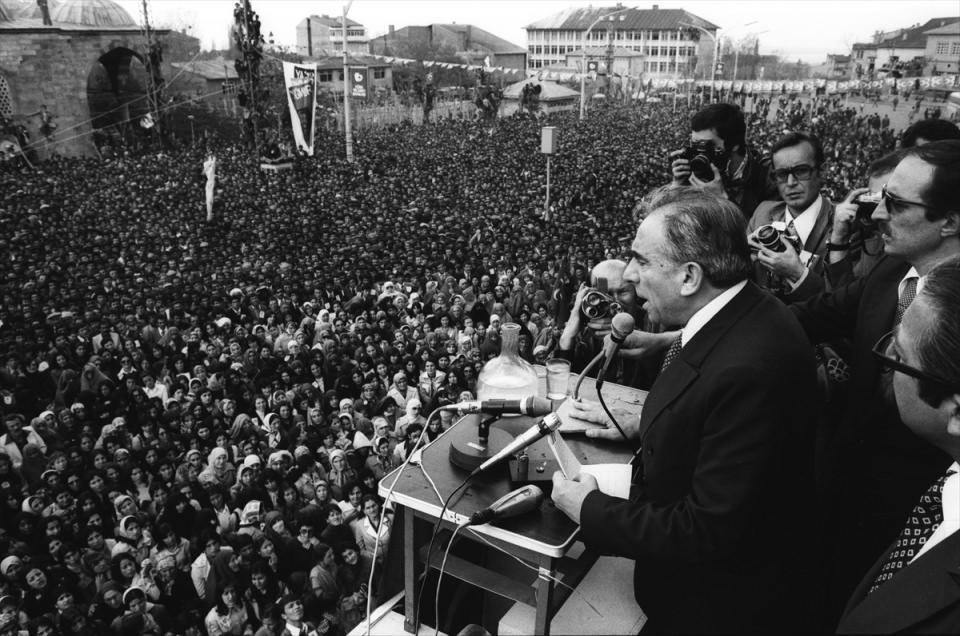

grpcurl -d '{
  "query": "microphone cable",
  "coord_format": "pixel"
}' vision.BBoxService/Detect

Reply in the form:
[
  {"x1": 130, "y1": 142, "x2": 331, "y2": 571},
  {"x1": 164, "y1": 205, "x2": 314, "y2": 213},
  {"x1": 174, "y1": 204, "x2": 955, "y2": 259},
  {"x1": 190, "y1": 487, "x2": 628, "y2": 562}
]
[
  {"x1": 415, "y1": 473, "x2": 473, "y2": 635},
  {"x1": 434, "y1": 520, "x2": 469, "y2": 636},
  {"x1": 362, "y1": 409, "x2": 436, "y2": 636}
]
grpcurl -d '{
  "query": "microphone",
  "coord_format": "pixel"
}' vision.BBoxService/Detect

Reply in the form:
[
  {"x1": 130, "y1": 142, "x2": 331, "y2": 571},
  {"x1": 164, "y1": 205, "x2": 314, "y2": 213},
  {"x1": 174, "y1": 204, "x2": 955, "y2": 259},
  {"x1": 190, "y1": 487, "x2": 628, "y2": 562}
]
[
  {"x1": 467, "y1": 485, "x2": 544, "y2": 526},
  {"x1": 471, "y1": 413, "x2": 562, "y2": 477},
  {"x1": 444, "y1": 396, "x2": 553, "y2": 417},
  {"x1": 597, "y1": 312, "x2": 636, "y2": 386}
]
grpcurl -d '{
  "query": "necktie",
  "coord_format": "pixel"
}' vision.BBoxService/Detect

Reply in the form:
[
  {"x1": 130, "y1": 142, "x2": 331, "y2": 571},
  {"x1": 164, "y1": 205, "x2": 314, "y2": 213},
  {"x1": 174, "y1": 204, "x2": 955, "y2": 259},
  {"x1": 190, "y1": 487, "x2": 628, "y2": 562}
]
[
  {"x1": 868, "y1": 471, "x2": 954, "y2": 594},
  {"x1": 894, "y1": 276, "x2": 918, "y2": 327},
  {"x1": 659, "y1": 333, "x2": 683, "y2": 374}
]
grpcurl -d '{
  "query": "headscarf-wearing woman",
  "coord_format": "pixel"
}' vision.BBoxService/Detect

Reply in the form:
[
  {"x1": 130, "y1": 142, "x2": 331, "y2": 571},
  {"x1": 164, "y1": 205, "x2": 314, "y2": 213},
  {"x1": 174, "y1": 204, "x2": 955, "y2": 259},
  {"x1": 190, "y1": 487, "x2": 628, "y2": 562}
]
[
  {"x1": 79, "y1": 362, "x2": 111, "y2": 395},
  {"x1": 111, "y1": 514, "x2": 154, "y2": 565},
  {"x1": 54, "y1": 368, "x2": 80, "y2": 409},
  {"x1": 325, "y1": 449, "x2": 357, "y2": 502},
  {"x1": 198, "y1": 447, "x2": 235, "y2": 489}
]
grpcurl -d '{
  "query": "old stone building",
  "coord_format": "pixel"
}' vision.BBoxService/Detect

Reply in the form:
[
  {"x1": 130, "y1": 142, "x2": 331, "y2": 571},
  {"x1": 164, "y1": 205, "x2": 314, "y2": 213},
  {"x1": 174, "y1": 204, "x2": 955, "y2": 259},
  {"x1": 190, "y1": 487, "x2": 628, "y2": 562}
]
[{"x1": 0, "y1": 0, "x2": 170, "y2": 157}]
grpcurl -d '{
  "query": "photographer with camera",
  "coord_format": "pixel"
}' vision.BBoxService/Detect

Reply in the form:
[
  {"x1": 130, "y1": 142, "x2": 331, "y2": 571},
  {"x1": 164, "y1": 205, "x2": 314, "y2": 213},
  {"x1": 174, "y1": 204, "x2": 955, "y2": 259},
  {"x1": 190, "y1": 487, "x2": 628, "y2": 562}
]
[
  {"x1": 823, "y1": 151, "x2": 902, "y2": 288},
  {"x1": 556, "y1": 260, "x2": 655, "y2": 389},
  {"x1": 670, "y1": 103, "x2": 778, "y2": 219},
  {"x1": 746, "y1": 132, "x2": 834, "y2": 301}
]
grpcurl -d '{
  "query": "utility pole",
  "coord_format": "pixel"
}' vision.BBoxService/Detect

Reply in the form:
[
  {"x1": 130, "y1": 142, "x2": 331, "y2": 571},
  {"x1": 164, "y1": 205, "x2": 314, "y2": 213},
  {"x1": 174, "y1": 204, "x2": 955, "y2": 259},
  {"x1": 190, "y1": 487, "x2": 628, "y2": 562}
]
[{"x1": 342, "y1": 0, "x2": 355, "y2": 162}]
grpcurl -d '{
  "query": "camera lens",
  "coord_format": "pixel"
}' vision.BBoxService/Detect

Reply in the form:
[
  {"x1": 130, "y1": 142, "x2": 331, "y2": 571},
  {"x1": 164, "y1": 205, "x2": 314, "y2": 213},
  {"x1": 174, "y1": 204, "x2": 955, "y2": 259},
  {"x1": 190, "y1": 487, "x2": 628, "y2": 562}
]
[
  {"x1": 756, "y1": 225, "x2": 787, "y2": 253},
  {"x1": 689, "y1": 155, "x2": 715, "y2": 182},
  {"x1": 582, "y1": 304, "x2": 600, "y2": 319}
]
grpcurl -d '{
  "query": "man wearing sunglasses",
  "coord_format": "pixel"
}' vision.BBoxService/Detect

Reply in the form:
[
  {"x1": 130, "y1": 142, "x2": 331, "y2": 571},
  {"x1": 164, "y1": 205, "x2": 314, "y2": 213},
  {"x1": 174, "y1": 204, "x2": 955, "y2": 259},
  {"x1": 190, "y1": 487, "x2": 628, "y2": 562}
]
[
  {"x1": 747, "y1": 132, "x2": 835, "y2": 300},
  {"x1": 791, "y1": 139, "x2": 960, "y2": 627},
  {"x1": 838, "y1": 255, "x2": 960, "y2": 633}
]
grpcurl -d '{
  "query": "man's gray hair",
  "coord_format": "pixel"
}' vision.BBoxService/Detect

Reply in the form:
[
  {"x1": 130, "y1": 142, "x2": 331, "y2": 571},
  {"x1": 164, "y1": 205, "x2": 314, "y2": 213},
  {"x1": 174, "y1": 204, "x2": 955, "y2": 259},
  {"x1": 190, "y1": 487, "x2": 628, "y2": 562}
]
[{"x1": 645, "y1": 188, "x2": 752, "y2": 288}]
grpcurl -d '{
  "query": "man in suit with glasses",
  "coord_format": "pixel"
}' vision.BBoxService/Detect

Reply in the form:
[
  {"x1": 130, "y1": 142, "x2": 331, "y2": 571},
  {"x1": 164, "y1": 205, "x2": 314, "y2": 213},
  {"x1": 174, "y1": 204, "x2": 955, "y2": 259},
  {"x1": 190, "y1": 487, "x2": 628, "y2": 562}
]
[
  {"x1": 791, "y1": 139, "x2": 960, "y2": 627},
  {"x1": 838, "y1": 255, "x2": 960, "y2": 633}
]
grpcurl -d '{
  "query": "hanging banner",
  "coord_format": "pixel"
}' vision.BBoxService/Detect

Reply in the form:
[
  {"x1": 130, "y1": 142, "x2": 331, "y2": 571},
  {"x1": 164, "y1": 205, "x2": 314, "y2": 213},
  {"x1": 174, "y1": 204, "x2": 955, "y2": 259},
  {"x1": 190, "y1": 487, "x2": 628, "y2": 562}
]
[
  {"x1": 350, "y1": 67, "x2": 368, "y2": 99},
  {"x1": 283, "y1": 62, "x2": 318, "y2": 156},
  {"x1": 203, "y1": 155, "x2": 216, "y2": 222}
]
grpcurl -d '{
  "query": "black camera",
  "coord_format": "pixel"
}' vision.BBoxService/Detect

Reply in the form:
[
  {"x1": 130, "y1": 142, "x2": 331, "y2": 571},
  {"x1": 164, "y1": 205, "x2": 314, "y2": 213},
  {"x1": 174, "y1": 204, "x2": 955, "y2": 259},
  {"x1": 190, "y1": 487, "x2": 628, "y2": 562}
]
[
  {"x1": 580, "y1": 289, "x2": 622, "y2": 320},
  {"x1": 755, "y1": 224, "x2": 801, "y2": 253},
  {"x1": 854, "y1": 191, "x2": 882, "y2": 231},
  {"x1": 679, "y1": 139, "x2": 726, "y2": 182}
]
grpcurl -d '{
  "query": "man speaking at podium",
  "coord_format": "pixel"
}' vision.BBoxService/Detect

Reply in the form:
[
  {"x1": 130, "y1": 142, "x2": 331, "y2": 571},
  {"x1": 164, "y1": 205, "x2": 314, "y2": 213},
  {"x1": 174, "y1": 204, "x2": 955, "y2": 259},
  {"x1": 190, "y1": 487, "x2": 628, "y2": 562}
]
[{"x1": 552, "y1": 188, "x2": 820, "y2": 633}]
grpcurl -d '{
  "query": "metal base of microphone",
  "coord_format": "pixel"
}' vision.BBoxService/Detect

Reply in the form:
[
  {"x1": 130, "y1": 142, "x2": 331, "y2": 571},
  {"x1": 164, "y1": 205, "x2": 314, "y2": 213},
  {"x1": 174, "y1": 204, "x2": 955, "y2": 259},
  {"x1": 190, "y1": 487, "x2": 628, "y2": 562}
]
[{"x1": 448, "y1": 425, "x2": 513, "y2": 474}]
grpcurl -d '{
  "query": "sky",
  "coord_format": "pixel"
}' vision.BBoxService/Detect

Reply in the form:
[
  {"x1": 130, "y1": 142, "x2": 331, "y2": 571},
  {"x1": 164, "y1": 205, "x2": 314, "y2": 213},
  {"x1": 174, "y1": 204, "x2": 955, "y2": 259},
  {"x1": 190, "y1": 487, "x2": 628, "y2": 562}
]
[{"x1": 117, "y1": 0, "x2": 959, "y2": 63}]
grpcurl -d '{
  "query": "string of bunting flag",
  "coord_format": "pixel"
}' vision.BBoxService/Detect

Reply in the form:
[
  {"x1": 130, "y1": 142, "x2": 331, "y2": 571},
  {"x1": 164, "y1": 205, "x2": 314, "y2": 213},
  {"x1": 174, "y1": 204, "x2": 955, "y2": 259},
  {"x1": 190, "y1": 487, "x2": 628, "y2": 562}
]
[
  {"x1": 365, "y1": 53, "x2": 526, "y2": 76},
  {"x1": 365, "y1": 52, "x2": 958, "y2": 92}
]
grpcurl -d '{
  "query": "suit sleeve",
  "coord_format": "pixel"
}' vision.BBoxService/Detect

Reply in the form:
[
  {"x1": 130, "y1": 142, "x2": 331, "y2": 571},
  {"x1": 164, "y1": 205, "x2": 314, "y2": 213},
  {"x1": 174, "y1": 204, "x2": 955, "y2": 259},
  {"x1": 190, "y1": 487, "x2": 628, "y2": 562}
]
[
  {"x1": 578, "y1": 363, "x2": 805, "y2": 562},
  {"x1": 789, "y1": 272, "x2": 867, "y2": 344}
]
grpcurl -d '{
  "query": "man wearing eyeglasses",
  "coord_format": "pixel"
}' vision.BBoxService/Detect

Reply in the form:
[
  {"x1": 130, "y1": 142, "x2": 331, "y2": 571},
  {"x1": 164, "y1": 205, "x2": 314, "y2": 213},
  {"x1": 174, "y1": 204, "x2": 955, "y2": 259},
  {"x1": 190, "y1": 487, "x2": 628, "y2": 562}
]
[
  {"x1": 837, "y1": 255, "x2": 960, "y2": 633},
  {"x1": 747, "y1": 132, "x2": 835, "y2": 300},
  {"x1": 791, "y1": 139, "x2": 960, "y2": 627}
]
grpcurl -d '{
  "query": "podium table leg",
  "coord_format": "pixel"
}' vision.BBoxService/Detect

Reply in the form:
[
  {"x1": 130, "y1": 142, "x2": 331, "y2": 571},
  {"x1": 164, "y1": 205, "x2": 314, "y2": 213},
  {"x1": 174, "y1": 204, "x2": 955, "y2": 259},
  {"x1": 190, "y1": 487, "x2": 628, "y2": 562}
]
[
  {"x1": 404, "y1": 508, "x2": 416, "y2": 633},
  {"x1": 535, "y1": 557, "x2": 556, "y2": 636}
]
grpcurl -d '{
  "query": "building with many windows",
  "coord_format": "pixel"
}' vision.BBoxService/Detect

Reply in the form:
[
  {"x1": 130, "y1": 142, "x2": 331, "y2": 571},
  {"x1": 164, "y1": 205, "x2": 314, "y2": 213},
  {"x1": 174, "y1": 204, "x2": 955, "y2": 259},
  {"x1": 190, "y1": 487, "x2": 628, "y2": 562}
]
[
  {"x1": 524, "y1": 4, "x2": 717, "y2": 78},
  {"x1": 925, "y1": 21, "x2": 960, "y2": 76},
  {"x1": 296, "y1": 14, "x2": 367, "y2": 57},
  {"x1": 369, "y1": 23, "x2": 526, "y2": 70}
]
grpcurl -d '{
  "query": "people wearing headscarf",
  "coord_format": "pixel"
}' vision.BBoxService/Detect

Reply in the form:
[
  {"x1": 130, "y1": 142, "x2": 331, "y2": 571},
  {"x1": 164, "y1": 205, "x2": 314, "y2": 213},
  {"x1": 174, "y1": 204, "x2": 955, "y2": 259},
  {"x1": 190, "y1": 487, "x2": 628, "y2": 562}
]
[
  {"x1": 198, "y1": 447, "x2": 236, "y2": 489},
  {"x1": 325, "y1": 449, "x2": 357, "y2": 502}
]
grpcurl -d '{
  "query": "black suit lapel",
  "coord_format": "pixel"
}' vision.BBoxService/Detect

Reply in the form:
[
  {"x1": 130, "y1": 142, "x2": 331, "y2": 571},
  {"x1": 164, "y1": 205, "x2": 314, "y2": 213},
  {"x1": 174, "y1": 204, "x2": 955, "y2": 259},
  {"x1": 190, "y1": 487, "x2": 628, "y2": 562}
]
[
  {"x1": 639, "y1": 283, "x2": 762, "y2": 441},
  {"x1": 839, "y1": 531, "x2": 960, "y2": 633},
  {"x1": 803, "y1": 196, "x2": 833, "y2": 255}
]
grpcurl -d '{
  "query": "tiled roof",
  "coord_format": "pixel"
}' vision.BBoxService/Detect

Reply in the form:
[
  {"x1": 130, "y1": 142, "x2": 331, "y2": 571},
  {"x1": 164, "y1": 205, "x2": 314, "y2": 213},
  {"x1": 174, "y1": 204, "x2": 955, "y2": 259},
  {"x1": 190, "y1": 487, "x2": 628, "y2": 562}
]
[
  {"x1": 526, "y1": 7, "x2": 718, "y2": 32},
  {"x1": 302, "y1": 14, "x2": 362, "y2": 29}
]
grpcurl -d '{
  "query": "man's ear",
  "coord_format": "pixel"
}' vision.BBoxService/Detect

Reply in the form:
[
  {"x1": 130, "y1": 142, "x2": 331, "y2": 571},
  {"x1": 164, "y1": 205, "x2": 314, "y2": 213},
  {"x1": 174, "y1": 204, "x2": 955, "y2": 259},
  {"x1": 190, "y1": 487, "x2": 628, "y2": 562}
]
[
  {"x1": 939, "y1": 211, "x2": 960, "y2": 239},
  {"x1": 678, "y1": 262, "x2": 704, "y2": 298},
  {"x1": 946, "y1": 394, "x2": 960, "y2": 437}
]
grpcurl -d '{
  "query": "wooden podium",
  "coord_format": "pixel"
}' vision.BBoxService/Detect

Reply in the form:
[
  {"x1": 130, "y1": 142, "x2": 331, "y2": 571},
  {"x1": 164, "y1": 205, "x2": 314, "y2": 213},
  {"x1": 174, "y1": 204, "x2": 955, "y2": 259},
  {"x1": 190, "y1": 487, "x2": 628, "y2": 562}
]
[{"x1": 378, "y1": 375, "x2": 645, "y2": 635}]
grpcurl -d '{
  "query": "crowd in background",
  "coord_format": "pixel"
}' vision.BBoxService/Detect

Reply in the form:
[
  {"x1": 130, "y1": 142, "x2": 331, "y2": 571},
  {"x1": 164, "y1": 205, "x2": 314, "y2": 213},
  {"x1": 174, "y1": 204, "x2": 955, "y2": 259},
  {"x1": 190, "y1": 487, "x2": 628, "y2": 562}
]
[{"x1": 0, "y1": 95, "x2": 905, "y2": 635}]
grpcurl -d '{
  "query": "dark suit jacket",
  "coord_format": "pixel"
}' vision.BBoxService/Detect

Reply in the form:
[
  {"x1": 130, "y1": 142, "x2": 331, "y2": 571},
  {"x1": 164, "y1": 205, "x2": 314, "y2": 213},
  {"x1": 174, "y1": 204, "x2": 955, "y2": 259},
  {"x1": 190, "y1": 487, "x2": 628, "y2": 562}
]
[
  {"x1": 747, "y1": 195, "x2": 836, "y2": 301},
  {"x1": 579, "y1": 282, "x2": 819, "y2": 634},
  {"x1": 791, "y1": 256, "x2": 952, "y2": 612},
  {"x1": 837, "y1": 528, "x2": 960, "y2": 633}
]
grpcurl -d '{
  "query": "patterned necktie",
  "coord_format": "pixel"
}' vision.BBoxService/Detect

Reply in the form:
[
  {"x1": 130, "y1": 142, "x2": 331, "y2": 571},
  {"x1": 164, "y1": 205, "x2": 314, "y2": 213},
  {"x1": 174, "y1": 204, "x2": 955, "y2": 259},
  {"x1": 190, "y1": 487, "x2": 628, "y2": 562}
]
[
  {"x1": 868, "y1": 471, "x2": 954, "y2": 594},
  {"x1": 894, "y1": 276, "x2": 918, "y2": 326},
  {"x1": 659, "y1": 333, "x2": 683, "y2": 374}
]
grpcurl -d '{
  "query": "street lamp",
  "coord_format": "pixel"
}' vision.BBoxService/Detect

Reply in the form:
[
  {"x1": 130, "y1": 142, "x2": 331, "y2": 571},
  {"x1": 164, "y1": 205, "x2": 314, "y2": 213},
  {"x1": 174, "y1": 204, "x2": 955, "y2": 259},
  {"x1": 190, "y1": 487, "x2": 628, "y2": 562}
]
[
  {"x1": 342, "y1": 0, "x2": 355, "y2": 162},
  {"x1": 580, "y1": 6, "x2": 634, "y2": 120},
  {"x1": 679, "y1": 21, "x2": 719, "y2": 103}
]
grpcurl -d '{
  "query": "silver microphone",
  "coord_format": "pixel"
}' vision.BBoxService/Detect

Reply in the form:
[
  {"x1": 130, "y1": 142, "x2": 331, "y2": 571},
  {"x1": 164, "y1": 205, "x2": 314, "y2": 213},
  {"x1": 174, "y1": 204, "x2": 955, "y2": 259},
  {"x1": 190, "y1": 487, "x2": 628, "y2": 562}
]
[
  {"x1": 444, "y1": 396, "x2": 553, "y2": 417},
  {"x1": 470, "y1": 413, "x2": 562, "y2": 477},
  {"x1": 597, "y1": 312, "x2": 636, "y2": 385}
]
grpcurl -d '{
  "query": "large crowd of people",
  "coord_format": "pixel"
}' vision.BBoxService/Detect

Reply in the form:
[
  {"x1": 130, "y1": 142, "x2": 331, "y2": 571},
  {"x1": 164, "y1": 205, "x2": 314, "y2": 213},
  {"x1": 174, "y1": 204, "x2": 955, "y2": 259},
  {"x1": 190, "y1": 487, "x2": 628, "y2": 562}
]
[{"x1": 0, "y1": 91, "x2": 940, "y2": 635}]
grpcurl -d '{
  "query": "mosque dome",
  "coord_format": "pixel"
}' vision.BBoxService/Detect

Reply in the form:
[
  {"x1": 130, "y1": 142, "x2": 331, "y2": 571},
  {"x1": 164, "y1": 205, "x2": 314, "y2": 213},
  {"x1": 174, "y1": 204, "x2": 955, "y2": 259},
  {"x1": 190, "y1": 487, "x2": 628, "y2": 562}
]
[{"x1": 51, "y1": 0, "x2": 136, "y2": 27}]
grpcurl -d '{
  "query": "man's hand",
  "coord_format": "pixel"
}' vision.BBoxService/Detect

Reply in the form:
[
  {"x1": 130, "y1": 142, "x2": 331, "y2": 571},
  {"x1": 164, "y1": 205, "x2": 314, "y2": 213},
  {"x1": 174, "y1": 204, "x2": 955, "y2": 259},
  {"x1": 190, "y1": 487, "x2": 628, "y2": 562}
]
[
  {"x1": 755, "y1": 236, "x2": 805, "y2": 282},
  {"x1": 558, "y1": 284, "x2": 588, "y2": 350},
  {"x1": 603, "y1": 329, "x2": 677, "y2": 360},
  {"x1": 832, "y1": 187, "x2": 870, "y2": 244},
  {"x1": 689, "y1": 163, "x2": 727, "y2": 198},
  {"x1": 568, "y1": 398, "x2": 642, "y2": 441},
  {"x1": 551, "y1": 471, "x2": 599, "y2": 524},
  {"x1": 669, "y1": 150, "x2": 691, "y2": 186}
]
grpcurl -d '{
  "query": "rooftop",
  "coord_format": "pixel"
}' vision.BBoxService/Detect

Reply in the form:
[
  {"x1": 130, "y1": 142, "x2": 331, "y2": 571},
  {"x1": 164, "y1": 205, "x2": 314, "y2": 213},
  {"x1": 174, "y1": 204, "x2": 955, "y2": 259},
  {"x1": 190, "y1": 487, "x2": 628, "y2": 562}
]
[
  {"x1": 924, "y1": 20, "x2": 960, "y2": 36},
  {"x1": 301, "y1": 14, "x2": 362, "y2": 29},
  {"x1": 51, "y1": 0, "x2": 135, "y2": 27},
  {"x1": 525, "y1": 6, "x2": 718, "y2": 32},
  {"x1": 170, "y1": 58, "x2": 239, "y2": 81},
  {"x1": 876, "y1": 16, "x2": 959, "y2": 49}
]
